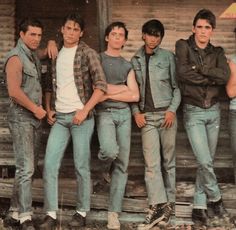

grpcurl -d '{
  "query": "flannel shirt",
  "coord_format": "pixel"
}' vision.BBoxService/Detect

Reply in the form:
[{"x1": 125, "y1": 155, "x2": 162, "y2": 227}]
[{"x1": 45, "y1": 41, "x2": 107, "y2": 111}]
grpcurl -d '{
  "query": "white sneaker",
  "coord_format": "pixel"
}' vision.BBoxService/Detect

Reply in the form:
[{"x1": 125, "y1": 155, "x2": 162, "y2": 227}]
[{"x1": 107, "y1": 212, "x2": 120, "y2": 229}]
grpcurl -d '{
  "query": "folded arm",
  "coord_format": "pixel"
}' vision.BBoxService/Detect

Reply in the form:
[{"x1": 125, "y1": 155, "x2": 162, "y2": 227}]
[
  {"x1": 175, "y1": 40, "x2": 209, "y2": 85},
  {"x1": 200, "y1": 47, "x2": 230, "y2": 85},
  {"x1": 101, "y1": 69, "x2": 140, "y2": 102}
]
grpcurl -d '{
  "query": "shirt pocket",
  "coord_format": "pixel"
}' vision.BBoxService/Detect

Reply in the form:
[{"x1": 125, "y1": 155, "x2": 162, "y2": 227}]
[
  {"x1": 23, "y1": 66, "x2": 38, "y2": 78},
  {"x1": 21, "y1": 65, "x2": 39, "y2": 88},
  {"x1": 154, "y1": 61, "x2": 170, "y2": 80}
]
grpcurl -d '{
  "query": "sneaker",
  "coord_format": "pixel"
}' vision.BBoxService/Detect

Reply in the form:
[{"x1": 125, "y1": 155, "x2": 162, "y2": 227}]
[
  {"x1": 3, "y1": 215, "x2": 20, "y2": 227},
  {"x1": 68, "y1": 212, "x2": 86, "y2": 228},
  {"x1": 192, "y1": 208, "x2": 209, "y2": 227},
  {"x1": 137, "y1": 203, "x2": 165, "y2": 230},
  {"x1": 107, "y1": 212, "x2": 120, "y2": 229},
  {"x1": 40, "y1": 215, "x2": 57, "y2": 230},
  {"x1": 170, "y1": 202, "x2": 175, "y2": 215},
  {"x1": 21, "y1": 220, "x2": 35, "y2": 230},
  {"x1": 158, "y1": 202, "x2": 174, "y2": 227}
]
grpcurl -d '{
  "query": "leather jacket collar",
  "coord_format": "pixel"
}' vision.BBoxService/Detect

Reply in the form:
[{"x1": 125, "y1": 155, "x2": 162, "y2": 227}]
[{"x1": 187, "y1": 34, "x2": 214, "y2": 53}]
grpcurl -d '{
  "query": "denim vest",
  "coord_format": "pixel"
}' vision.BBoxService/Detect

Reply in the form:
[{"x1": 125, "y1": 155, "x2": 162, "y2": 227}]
[
  {"x1": 4, "y1": 38, "x2": 42, "y2": 108},
  {"x1": 230, "y1": 55, "x2": 236, "y2": 110},
  {"x1": 131, "y1": 46, "x2": 181, "y2": 114}
]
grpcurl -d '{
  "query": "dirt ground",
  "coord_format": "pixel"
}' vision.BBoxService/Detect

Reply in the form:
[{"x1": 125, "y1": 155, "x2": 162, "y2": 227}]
[
  {"x1": 0, "y1": 199, "x2": 234, "y2": 230},
  {"x1": 0, "y1": 219, "x2": 235, "y2": 230},
  {"x1": 0, "y1": 218, "x2": 176, "y2": 230},
  {"x1": 1, "y1": 218, "x2": 234, "y2": 230}
]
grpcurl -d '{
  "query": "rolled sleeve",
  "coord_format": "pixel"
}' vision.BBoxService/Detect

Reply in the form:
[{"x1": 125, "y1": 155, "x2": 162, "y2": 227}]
[{"x1": 87, "y1": 49, "x2": 107, "y2": 93}]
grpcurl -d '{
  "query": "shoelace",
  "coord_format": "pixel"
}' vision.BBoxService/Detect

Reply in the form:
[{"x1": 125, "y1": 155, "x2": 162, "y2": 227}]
[
  {"x1": 144, "y1": 206, "x2": 157, "y2": 222},
  {"x1": 162, "y1": 205, "x2": 172, "y2": 219}
]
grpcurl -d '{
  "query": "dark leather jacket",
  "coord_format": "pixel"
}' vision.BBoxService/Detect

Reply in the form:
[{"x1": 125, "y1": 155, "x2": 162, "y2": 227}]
[{"x1": 175, "y1": 35, "x2": 230, "y2": 108}]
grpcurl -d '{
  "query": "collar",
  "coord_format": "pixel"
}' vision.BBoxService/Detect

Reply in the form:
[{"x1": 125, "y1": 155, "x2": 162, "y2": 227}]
[
  {"x1": 134, "y1": 45, "x2": 160, "y2": 58},
  {"x1": 188, "y1": 34, "x2": 213, "y2": 52},
  {"x1": 17, "y1": 38, "x2": 38, "y2": 62}
]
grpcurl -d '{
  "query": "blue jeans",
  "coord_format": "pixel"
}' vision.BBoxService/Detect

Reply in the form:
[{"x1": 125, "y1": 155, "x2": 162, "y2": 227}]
[
  {"x1": 43, "y1": 112, "x2": 94, "y2": 212},
  {"x1": 7, "y1": 105, "x2": 41, "y2": 218},
  {"x1": 141, "y1": 111, "x2": 176, "y2": 205},
  {"x1": 229, "y1": 109, "x2": 236, "y2": 183},
  {"x1": 96, "y1": 107, "x2": 131, "y2": 212},
  {"x1": 183, "y1": 103, "x2": 221, "y2": 209}
]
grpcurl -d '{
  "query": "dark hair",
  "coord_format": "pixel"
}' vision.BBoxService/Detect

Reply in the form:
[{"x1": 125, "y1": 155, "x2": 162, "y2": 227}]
[
  {"x1": 19, "y1": 18, "x2": 44, "y2": 33},
  {"x1": 142, "y1": 19, "x2": 165, "y2": 39},
  {"x1": 62, "y1": 13, "x2": 85, "y2": 31},
  {"x1": 105, "y1": 21, "x2": 128, "y2": 40},
  {"x1": 193, "y1": 9, "x2": 216, "y2": 29}
]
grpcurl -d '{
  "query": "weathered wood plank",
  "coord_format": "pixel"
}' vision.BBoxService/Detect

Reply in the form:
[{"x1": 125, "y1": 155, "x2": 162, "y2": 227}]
[
  {"x1": 0, "y1": 180, "x2": 148, "y2": 213},
  {"x1": 0, "y1": 179, "x2": 236, "y2": 216}
]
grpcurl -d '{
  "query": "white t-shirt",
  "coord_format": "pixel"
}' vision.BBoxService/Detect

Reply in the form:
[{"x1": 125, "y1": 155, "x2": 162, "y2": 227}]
[{"x1": 55, "y1": 45, "x2": 84, "y2": 113}]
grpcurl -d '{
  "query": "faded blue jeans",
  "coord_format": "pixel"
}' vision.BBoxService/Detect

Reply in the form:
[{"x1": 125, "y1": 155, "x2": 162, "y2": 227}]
[
  {"x1": 96, "y1": 107, "x2": 131, "y2": 212},
  {"x1": 7, "y1": 105, "x2": 42, "y2": 218},
  {"x1": 183, "y1": 103, "x2": 222, "y2": 209},
  {"x1": 141, "y1": 111, "x2": 176, "y2": 205},
  {"x1": 43, "y1": 112, "x2": 94, "y2": 212},
  {"x1": 229, "y1": 109, "x2": 236, "y2": 184}
]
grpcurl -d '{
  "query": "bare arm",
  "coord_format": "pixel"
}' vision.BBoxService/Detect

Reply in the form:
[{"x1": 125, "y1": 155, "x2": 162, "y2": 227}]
[
  {"x1": 37, "y1": 40, "x2": 58, "y2": 60},
  {"x1": 106, "y1": 84, "x2": 129, "y2": 95},
  {"x1": 226, "y1": 60, "x2": 236, "y2": 98},
  {"x1": 6, "y1": 56, "x2": 46, "y2": 119},
  {"x1": 101, "y1": 69, "x2": 139, "y2": 102},
  {"x1": 45, "y1": 92, "x2": 56, "y2": 125}
]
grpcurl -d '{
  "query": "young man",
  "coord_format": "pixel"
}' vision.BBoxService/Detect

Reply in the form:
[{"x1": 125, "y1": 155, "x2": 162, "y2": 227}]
[
  {"x1": 131, "y1": 19, "x2": 181, "y2": 230},
  {"x1": 39, "y1": 13, "x2": 107, "y2": 229},
  {"x1": 226, "y1": 57, "x2": 236, "y2": 184},
  {"x1": 175, "y1": 9, "x2": 230, "y2": 227},
  {"x1": 96, "y1": 22, "x2": 139, "y2": 230},
  {"x1": 3, "y1": 18, "x2": 47, "y2": 230}
]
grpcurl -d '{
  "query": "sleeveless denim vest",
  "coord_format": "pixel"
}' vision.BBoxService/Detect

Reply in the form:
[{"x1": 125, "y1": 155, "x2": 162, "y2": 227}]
[{"x1": 4, "y1": 38, "x2": 42, "y2": 108}]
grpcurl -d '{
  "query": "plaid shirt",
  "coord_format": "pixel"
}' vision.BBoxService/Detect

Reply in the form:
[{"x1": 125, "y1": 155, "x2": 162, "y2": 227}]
[{"x1": 45, "y1": 41, "x2": 107, "y2": 111}]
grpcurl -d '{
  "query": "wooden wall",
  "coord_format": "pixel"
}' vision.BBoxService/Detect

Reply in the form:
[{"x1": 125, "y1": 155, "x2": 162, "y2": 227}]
[
  {"x1": 0, "y1": 0, "x2": 235, "y2": 181},
  {"x1": 15, "y1": 0, "x2": 99, "y2": 51},
  {"x1": 0, "y1": 0, "x2": 15, "y2": 77},
  {"x1": 1, "y1": 0, "x2": 236, "y2": 218},
  {"x1": 0, "y1": 0, "x2": 235, "y2": 178},
  {"x1": 110, "y1": 0, "x2": 236, "y2": 60}
]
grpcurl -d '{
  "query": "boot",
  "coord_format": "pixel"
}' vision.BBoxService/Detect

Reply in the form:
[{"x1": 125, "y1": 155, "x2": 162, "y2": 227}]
[
  {"x1": 40, "y1": 215, "x2": 57, "y2": 230},
  {"x1": 137, "y1": 203, "x2": 166, "y2": 230},
  {"x1": 21, "y1": 220, "x2": 35, "y2": 230},
  {"x1": 158, "y1": 202, "x2": 174, "y2": 227},
  {"x1": 192, "y1": 208, "x2": 209, "y2": 226},
  {"x1": 211, "y1": 198, "x2": 228, "y2": 218},
  {"x1": 208, "y1": 198, "x2": 231, "y2": 227},
  {"x1": 68, "y1": 212, "x2": 86, "y2": 228}
]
